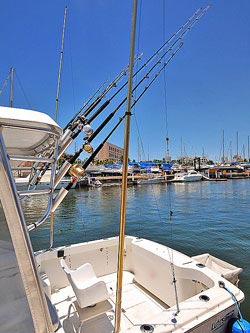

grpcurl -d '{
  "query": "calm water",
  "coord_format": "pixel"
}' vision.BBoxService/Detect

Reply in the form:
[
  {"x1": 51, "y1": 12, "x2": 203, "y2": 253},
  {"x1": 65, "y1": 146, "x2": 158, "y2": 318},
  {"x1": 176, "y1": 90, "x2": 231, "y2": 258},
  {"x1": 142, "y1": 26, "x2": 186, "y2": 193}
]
[{"x1": 23, "y1": 179, "x2": 250, "y2": 319}]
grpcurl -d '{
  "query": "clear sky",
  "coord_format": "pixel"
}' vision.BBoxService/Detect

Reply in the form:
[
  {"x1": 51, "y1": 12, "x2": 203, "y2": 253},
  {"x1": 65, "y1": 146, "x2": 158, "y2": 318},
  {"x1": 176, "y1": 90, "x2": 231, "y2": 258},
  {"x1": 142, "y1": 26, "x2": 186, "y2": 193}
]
[{"x1": 1, "y1": 1, "x2": 250, "y2": 162}]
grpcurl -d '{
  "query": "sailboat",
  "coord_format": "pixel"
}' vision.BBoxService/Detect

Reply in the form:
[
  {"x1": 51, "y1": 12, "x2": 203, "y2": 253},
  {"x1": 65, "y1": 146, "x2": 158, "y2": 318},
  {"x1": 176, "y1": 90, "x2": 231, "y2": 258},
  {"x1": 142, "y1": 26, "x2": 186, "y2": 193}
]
[{"x1": 1, "y1": 2, "x2": 250, "y2": 333}]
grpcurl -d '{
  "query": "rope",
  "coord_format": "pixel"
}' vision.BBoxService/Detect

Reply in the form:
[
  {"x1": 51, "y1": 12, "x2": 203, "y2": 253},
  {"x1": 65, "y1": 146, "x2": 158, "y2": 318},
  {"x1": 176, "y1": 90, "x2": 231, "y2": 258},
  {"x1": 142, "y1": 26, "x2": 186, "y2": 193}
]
[
  {"x1": 0, "y1": 69, "x2": 11, "y2": 98},
  {"x1": 15, "y1": 70, "x2": 32, "y2": 108}
]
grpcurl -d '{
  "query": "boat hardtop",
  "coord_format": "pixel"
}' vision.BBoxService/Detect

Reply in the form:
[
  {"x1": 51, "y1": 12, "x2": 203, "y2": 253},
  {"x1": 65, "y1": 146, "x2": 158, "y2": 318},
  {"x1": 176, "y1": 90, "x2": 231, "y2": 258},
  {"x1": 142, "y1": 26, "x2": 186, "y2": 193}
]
[{"x1": 0, "y1": 106, "x2": 62, "y2": 156}]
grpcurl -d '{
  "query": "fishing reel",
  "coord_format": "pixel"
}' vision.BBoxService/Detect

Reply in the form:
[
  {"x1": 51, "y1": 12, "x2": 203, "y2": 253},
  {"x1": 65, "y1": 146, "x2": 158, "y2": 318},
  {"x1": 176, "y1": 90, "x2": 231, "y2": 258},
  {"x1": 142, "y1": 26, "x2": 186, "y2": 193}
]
[{"x1": 68, "y1": 164, "x2": 85, "y2": 178}]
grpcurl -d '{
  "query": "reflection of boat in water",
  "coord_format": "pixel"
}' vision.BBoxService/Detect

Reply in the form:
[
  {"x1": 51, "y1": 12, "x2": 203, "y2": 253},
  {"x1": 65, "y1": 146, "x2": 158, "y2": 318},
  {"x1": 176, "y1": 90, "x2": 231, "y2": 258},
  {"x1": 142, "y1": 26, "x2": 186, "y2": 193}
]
[
  {"x1": 173, "y1": 170, "x2": 203, "y2": 182},
  {"x1": 136, "y1": 175, "x2": 165, "y2": 185}
]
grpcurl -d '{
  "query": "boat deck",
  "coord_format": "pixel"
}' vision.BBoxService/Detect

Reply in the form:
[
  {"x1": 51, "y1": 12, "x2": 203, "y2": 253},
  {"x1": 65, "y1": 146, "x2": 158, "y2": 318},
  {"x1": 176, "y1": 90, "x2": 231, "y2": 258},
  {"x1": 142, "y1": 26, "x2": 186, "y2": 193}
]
[{"x1": 54, "y1": 271, "x2": 169, "y2": 333}]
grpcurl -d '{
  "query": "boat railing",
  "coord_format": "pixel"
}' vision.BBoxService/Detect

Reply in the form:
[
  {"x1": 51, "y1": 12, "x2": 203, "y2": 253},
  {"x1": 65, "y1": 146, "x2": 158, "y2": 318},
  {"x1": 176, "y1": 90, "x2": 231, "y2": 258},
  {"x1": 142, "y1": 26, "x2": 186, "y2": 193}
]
[{"x1": 0, "y1": 120, "x2": 60, "y2": 232}]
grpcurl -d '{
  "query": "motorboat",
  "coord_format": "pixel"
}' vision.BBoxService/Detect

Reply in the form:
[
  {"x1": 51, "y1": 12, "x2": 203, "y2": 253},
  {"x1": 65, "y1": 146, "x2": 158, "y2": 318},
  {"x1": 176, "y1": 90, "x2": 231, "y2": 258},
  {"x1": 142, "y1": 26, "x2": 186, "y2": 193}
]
[{"x1": 173, "y1": 170, "x2": 203, "y2": 182}]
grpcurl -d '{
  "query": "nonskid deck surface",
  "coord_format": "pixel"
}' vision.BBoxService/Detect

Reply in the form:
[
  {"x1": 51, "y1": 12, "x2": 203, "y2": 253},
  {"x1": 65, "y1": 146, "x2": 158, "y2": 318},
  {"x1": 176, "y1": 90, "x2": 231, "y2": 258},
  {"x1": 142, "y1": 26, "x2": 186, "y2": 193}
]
[{"x1": 53, "y1": 271, "x2": 170, "y2": 333}]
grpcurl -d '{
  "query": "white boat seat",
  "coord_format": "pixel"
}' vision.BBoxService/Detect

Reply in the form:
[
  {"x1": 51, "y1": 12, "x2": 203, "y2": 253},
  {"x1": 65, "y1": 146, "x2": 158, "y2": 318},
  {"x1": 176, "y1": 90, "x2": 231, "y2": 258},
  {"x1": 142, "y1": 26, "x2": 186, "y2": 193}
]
[{"x1": 60, "y1": 259, "x2": 109, "y2": 308}]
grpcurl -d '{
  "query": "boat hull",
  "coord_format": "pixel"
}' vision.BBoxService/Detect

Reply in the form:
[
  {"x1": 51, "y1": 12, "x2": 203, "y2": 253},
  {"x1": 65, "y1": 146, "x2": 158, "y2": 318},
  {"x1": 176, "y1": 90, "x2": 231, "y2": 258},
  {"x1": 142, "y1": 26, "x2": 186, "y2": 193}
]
[{"x1": 35, "y1": 236, "x2": 244, "y2": 333}]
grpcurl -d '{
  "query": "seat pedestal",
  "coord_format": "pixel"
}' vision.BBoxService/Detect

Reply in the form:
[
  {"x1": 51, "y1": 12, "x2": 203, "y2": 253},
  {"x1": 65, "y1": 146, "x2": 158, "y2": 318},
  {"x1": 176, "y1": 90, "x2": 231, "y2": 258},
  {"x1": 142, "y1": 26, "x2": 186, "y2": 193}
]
[{"x1": 69, "y1": 299, "x2": 113, "y2": 333}]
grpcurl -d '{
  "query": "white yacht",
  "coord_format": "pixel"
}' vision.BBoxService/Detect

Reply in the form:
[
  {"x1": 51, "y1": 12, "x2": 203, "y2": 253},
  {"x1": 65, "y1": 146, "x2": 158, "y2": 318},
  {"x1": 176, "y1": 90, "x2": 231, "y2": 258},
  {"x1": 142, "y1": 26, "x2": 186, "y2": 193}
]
[{"x1": 173, "y1": 170, "x2": 203, "y2": 182}]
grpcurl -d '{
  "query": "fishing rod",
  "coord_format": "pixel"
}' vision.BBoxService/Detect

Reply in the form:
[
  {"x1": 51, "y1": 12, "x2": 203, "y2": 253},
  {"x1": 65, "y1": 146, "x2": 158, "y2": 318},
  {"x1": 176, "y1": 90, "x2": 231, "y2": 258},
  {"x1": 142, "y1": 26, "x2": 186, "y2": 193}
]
[
  {"x1": 85, "y1": 44, "x2": 183, "y2": 145},
  {"x1": 27, "y1": 37, "x2": 141, "y2": 189},
  {"x1": 63, "y1": 78, "x2": 108, "y2": 130},
  {"x1": 52, "y1": 42, "x2": 183, "y2": 191},
  {"x1": 40, "y1": 6, "x2": 209, "y2": 190},
  {"x1": 52, "y1": 43, "x2": 182, "y2": 207},
  {"x1": 29, "y1": 6, "x2": 209, "y2": 190},
  {"x1": 38, "y1": 5, "x2": 206, "y2": 163},
  {"x1": 67, "y1": 7, "x2": 203, "y2": 133},
  {"x1": 63, "y1": 53, "x2": 143, "y2": 132},
  {"x1": 61, "y1": 6, "x2": 203, "y2": 140},
  {"x1": 51, "y1": 114, "x2": 126, "y2": 212},
  {"x1": 81, "y1": 5, "x2": 210, "y2": 143}
]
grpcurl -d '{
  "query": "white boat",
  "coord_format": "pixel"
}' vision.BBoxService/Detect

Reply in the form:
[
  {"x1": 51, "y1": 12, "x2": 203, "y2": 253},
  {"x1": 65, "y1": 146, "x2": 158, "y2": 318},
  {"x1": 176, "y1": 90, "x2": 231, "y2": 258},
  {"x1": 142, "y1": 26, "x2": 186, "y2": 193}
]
[
  {"x1": 173, "y1": 170, "x2": 203, "y2": 182},
  {"x1": 1, "y1": 3, "x2": 249, "y2": 333},
  {"x1": 87, "y1": 177, "x2": 102, "y2": 187}
]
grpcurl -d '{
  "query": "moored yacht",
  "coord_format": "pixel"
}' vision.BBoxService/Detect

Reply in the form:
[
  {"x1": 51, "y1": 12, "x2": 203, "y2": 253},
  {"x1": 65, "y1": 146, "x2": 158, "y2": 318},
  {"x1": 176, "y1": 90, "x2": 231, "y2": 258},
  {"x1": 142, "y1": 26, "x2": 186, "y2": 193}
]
[{"x1": 173, "y1": 170, "x2": 203, "y2": 182}]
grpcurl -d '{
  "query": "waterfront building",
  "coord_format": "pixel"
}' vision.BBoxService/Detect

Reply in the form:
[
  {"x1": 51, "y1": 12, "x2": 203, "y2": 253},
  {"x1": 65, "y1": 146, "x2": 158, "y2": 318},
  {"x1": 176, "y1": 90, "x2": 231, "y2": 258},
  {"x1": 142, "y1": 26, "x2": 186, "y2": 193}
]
[{"x1": 97, "y1": 141, "x2": 123, "y2": 163}]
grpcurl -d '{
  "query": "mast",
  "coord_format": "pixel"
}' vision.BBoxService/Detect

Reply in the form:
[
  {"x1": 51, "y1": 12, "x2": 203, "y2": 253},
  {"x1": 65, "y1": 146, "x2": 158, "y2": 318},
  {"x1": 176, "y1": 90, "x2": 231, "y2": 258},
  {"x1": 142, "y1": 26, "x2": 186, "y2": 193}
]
[
  {"x1": 54, "y1": 6, "x2": 67, "y2": 122},
  {"x1": 222, "y1": 129, "x2": 225, "y2": 164},
  {"x1": 248, "y1": 135, "x2": 250, "y2": 162},
  {"x1": 10, "y1": 67, "x2": 14, "y2": 107},
  {"x1": 236, "y1": 131, "x2": 239, "y2": 159},
  {"x1": 137, "y1": 137, "x2": 141, "y2": 162},
  {"x1": 114, "y1": 0, "x2": 137, "y2": 331}
]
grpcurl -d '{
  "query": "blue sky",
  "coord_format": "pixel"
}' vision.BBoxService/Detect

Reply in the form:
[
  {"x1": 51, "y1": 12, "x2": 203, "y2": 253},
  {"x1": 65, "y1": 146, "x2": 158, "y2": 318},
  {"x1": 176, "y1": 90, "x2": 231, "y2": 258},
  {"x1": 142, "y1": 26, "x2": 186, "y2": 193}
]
[{"x1": 1, "y1": 1, "x2": 250, "y2": 162}]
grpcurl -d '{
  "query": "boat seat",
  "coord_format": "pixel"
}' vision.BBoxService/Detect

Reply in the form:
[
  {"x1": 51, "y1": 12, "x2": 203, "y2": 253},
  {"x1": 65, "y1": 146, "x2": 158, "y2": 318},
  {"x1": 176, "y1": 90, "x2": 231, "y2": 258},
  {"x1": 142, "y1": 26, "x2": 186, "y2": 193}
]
[
  {"x1": 60, "y1": 259, "x2": 109, "y2": 308},
  {"x1": 60, "y1": 259, "x2": 111, "y2": 332}
]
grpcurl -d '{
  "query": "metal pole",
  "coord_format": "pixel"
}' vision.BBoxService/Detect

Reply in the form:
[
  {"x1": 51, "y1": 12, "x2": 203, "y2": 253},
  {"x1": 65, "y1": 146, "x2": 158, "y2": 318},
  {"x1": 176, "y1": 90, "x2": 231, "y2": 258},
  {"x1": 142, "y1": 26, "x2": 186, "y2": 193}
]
[
  {"x1": 114, "y1": 1, "x2": 137, "y2": 331},
  {"x1": 54, "y1": 6, "x2": 67, "y2": 122},
  {"x1": 248, "y1": 135, "x2": 250, "y2": 162},
  {"x1": 10, "y1": 67, "x2": 14, "y2": 107}
]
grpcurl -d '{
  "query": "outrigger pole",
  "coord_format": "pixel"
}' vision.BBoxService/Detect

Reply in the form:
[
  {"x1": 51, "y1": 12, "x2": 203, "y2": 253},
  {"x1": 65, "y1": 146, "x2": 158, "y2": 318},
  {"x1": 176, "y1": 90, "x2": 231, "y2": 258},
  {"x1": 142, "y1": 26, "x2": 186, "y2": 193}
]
[{"x1": 114, "y1": 0, "x2": 137, "y2": 331}]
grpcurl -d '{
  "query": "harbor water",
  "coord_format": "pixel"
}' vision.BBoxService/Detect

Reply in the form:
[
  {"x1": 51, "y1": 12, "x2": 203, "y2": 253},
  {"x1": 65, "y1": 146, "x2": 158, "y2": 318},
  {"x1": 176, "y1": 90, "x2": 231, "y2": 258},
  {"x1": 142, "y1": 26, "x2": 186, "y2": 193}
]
[{"x1": 23, "y1": 179, "x2": 250, "y2": 320}]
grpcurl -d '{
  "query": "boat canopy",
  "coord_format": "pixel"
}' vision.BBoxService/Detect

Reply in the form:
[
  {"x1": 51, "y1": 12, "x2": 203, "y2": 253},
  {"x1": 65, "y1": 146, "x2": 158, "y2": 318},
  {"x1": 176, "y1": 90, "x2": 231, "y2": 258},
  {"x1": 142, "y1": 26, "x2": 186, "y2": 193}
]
[{"x1": 0, "y1": 106, "x2": 62, "y2": 156}]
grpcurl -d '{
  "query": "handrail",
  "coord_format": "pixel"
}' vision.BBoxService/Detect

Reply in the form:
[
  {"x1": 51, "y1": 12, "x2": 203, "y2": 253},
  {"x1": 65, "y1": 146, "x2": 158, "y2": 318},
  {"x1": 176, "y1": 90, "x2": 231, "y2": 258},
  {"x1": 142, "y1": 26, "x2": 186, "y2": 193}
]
[
  {"x1": 27, "y1": 142, "x2": 59, "y2": 232},
  {"x1": 18, "y1": 189, "x2": 52, "y2": 197},
  {"x1": 9, "y1": 155, "x2": 55, "y2": 163}
]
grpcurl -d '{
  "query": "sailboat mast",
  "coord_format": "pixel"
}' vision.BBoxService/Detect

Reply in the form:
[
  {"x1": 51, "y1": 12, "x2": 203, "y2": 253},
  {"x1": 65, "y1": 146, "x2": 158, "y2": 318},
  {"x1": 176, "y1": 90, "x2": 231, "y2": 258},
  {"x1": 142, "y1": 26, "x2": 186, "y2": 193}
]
[
  {"x1": 54, "y1": 6, "x2": 67, "y2": 122},
  {"x1": 114, "y1": 1, "x2": 138, "y2": 331},
  {"x1": 222, "y1": 129, "x2": 225, "y2": 164},
  {"x1": 10, "y1": 67, "x2": 14, "y2": 107},
  {"x1": 248, "y1": 135, "x2": 250, "y2": 162}
]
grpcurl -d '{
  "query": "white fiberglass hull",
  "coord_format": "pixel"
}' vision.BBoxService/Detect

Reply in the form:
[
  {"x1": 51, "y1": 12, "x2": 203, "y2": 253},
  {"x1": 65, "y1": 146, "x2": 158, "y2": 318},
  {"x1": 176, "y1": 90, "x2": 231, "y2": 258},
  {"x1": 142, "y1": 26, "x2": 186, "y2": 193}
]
[
  {"x1": 183, "y1": 174, "x2": 203, "y2": 182},
  {"x1": 36, "y1": 236, "x2": 244, "y2": 333}
]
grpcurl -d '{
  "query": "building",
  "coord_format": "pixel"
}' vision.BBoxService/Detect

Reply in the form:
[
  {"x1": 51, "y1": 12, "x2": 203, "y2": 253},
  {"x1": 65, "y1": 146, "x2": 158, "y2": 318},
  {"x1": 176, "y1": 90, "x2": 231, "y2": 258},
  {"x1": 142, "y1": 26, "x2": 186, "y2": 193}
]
[{"x1": 98, "y1": 142, "x2": 123, "y2": 163}]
